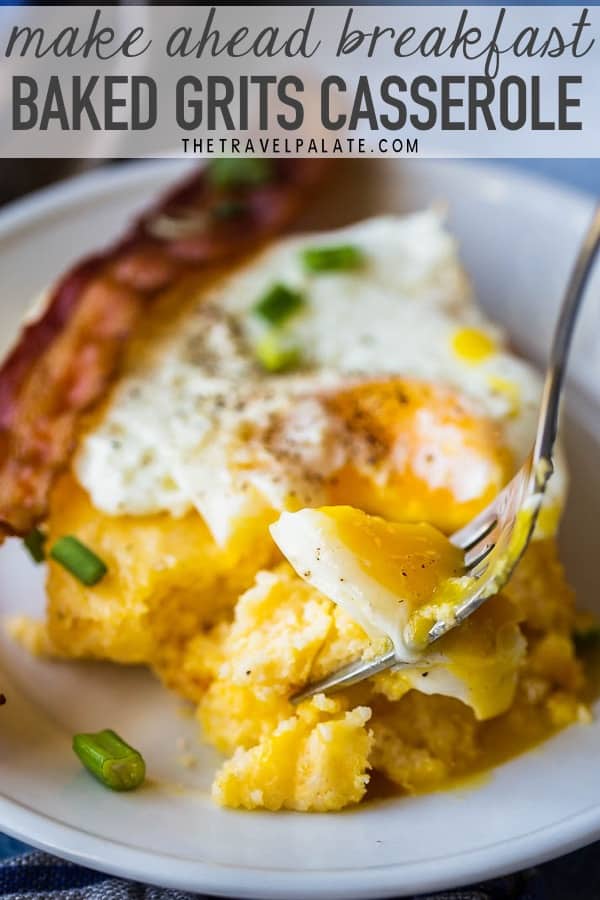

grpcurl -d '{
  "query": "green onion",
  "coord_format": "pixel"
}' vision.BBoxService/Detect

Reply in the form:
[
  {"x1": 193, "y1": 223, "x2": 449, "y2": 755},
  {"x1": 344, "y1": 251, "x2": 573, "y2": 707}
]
[
  {"x1": 207, "y1": 158, "x2": 274, "y2": 189},
  {"x1": 23, "y1": 528, "x2": 46, "y2": 564},
  {"x1": 253, "y1": 283, "x2": 305, "y2": 327},
  {"x1": 301, "y1": 244, "x2": 365, "y2": 273},
  {"x1": 50, "y1": 536, "x2": 107, "y2": 586},
  {"x1": 212, "y1": 199, "x2": 247, "y2": 221},
  {"x1": 255, "y1": 333, "x2": 301, "y2": 373},
  {"x1": 73, "y1": 729, "x2": 146, "y2": 791}
]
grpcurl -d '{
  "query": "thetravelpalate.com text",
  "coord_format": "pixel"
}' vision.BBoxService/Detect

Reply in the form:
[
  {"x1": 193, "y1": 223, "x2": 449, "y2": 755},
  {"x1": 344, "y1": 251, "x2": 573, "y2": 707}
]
[{"x1": 180, "y1": 136, "x2": 420, "y2": 155}]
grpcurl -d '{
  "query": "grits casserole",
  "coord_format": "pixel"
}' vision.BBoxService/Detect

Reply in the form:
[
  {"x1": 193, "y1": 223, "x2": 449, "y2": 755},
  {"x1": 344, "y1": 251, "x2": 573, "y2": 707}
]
[{"x1": 2, "y1": 161, "x2": 590, "y2": 812}]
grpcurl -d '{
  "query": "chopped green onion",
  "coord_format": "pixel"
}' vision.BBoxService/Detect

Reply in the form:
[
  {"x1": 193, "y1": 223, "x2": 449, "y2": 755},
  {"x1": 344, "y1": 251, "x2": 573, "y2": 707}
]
[
  {"x1": 24, "y1": 528, "x2": 46, "y2": 564},
  {"x1": 212, "y1": 199, "x2": 247, "y2": 221},
  {"x1": 253, "y1": 283, "x2": 305, "y2": 326},
  {"x1": 207, "y1": 158, "x2": 274, "y2": 189},
  {"x1": 50, "y1": 536, "x2": 107, "y2": 586},
  {"x1": 255, "y1": 333, "x2": 301, "y2": 373},
  {"x1": 301, "y1": 244, "x2": 365, "y2": 273},
  {"x1": 73, "y1": 729, "x2": 146, "y2": 791}
]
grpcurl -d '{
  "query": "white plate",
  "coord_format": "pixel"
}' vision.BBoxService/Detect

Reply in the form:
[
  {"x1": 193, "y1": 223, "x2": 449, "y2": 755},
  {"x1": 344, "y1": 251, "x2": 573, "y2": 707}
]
[{"x1": 0, "y1": 160, "x2": 599, "y2": 900}]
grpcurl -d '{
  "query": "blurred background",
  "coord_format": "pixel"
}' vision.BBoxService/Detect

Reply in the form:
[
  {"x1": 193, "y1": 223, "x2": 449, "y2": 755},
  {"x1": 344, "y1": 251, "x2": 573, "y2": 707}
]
[{"x1": 0, "y1": 158, "x2": 597, "y2": 211}]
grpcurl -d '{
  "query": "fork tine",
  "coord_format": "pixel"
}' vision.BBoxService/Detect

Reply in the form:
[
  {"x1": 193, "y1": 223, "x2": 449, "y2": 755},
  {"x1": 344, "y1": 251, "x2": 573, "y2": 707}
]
[
  {"x1": 464, "y1": 541, "x2": 495, "y2": 570},
  {"x1": 451, "y1": 513, "x2": 498, "y2": 552},
  {"x1": 291, "y1": 649, "x2": 397, "y2": 705}
]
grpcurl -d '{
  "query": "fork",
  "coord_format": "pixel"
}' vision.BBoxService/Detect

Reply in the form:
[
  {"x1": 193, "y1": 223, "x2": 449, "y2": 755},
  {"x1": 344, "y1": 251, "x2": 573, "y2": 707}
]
[{"x1": 292, "y1": 205, "x2": 600, "y2": 705}]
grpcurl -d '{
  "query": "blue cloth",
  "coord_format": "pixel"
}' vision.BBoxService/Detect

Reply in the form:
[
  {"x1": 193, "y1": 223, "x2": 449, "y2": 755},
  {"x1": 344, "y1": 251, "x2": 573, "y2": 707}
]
[{"x1": 0, "y1": 844, "x2": 600, "y2": 899}]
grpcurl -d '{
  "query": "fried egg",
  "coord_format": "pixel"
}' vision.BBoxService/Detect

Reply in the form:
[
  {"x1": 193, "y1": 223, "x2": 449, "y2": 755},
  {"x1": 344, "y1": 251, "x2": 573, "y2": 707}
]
[{"x1": 76, "y1": 212, "x2": 565, "y2": 548}]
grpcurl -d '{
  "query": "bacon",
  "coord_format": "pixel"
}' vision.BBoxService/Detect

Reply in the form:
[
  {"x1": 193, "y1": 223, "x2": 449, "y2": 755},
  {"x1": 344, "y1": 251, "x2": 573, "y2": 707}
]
[{"x1": 0, "y1": 159, "x2": 331, "y2": 539}]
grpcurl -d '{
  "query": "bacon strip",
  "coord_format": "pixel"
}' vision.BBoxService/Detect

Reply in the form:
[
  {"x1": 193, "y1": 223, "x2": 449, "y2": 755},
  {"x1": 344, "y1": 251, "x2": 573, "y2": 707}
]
[{"x1": 0, "y1": 159, "x2": 331, "y2": 539}]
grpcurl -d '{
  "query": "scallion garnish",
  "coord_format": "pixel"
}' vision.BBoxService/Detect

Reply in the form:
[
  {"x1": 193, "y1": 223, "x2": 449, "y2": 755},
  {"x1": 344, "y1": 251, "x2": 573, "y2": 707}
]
[
  {"x1": 253, "y1": 283, "x2": 305, "y2": 327},
  {"x1": 207, "y1": 158, "x2": 274, "y2": 189},
  {"x1": 301, "y1": 244, "x2": 365, "y2": 273},
  {"x1": 50, "y1": 536, "x2": 107, "y2": 586},
  {"x1": 23, "y1": 527, "x2": 46, "y2": 564},
  {"x1": 73, "y1": 729, "x2": 146, "y2": 791},
  {"x1": 255, "y1": 333, "x2": 301, "y2": 373}
]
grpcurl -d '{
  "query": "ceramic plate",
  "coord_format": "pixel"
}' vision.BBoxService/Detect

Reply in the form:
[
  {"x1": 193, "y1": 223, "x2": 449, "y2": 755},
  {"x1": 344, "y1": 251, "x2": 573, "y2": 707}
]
[{"x1": 0, "y1": 159, "x2": 599, "y2": 899}]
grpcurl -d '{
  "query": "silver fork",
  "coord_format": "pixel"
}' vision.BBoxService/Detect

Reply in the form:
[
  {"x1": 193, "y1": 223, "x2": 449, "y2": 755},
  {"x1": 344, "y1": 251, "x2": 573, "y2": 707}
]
[{"x1": 293, "y1": 205, "x2": 600, "y2": 705}]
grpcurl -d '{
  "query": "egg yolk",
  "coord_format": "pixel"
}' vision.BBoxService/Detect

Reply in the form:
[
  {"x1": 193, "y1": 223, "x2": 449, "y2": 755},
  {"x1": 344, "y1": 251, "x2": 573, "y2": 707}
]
[
  {"x1": 452, "y1": 327, "x2": 496, "y2": 363},
  {"x1": 321, "y1": 379, "x2": 513, "y2": 534},
  {"x1": 321, "y1": 505, "x2": 466, "y2": 619}
]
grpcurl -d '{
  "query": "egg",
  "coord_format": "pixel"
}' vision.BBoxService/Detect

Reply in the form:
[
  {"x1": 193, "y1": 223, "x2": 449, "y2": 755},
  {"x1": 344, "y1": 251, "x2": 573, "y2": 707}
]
[
  {"x1": 271, "y1": 506, "x2": 466, "y2": 656},
  {"x1": 271, "y1": 506, "x2": 526, "y2": 720},
  {"x1": 74, "y1": 212, "x2": 566, "y2": 549}
]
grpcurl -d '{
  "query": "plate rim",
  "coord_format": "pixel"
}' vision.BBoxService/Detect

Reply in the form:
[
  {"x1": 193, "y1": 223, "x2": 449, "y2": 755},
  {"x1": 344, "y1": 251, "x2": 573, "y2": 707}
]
[
  {"x1": 3, "y1": 791, "x2": 600, "y2": 899},
  {"x1": 0, "y1": 157, "x2": 597, "y2": 899}
]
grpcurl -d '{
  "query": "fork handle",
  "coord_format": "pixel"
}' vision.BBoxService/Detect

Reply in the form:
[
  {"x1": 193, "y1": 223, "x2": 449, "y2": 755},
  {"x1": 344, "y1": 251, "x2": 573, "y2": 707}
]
[{"x1": 534, "y1": 205, "x2": 600, "y2": 468}]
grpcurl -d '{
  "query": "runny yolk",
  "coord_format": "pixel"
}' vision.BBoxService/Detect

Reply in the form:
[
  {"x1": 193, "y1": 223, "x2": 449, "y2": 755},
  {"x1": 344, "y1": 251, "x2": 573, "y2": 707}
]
[
  {"x1": 322, "y1": 379, "x2": 513, "y2": 535},
  {"x1": 320, "y1": 505, "x2": 466, "y2": 617}
]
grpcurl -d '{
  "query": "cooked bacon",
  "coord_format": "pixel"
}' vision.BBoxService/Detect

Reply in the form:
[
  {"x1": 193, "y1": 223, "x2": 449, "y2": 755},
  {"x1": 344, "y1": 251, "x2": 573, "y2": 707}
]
[{"x1": 0, "y1": 159, "x2": 331, "y2": 539}]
